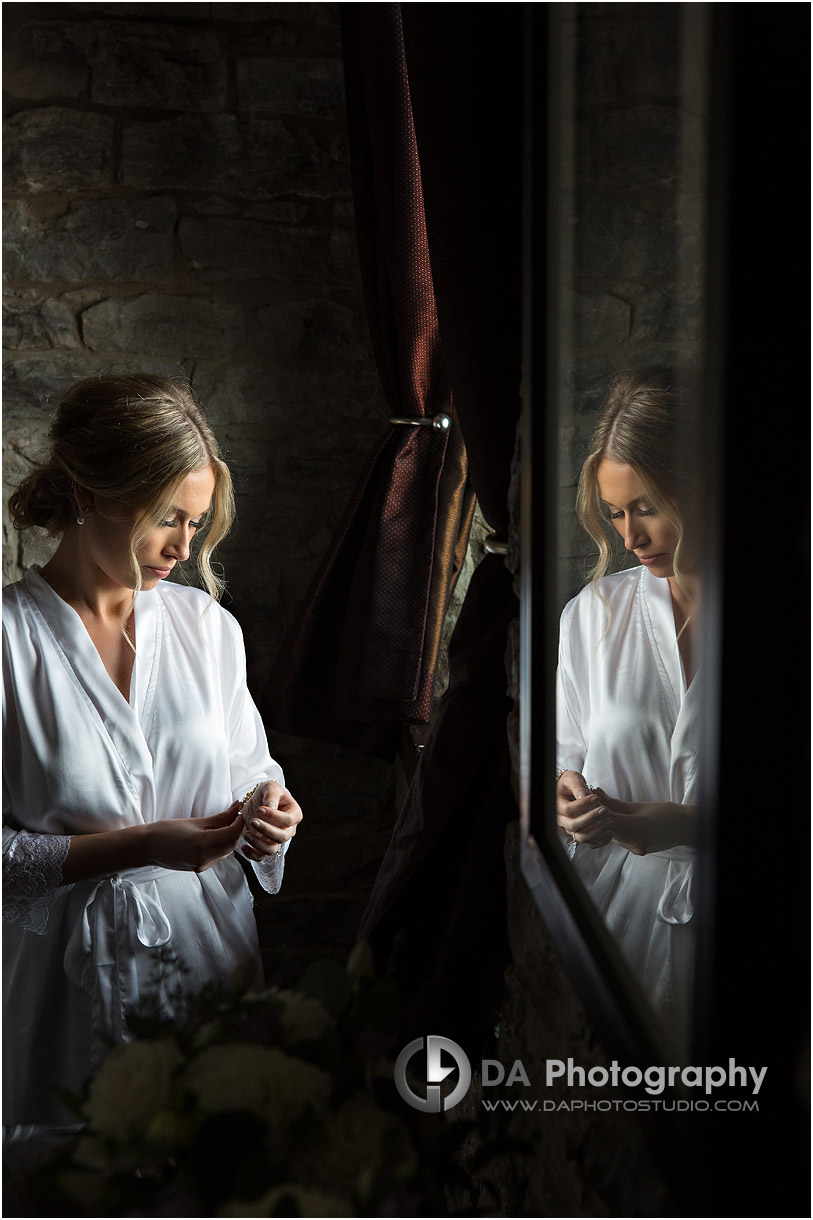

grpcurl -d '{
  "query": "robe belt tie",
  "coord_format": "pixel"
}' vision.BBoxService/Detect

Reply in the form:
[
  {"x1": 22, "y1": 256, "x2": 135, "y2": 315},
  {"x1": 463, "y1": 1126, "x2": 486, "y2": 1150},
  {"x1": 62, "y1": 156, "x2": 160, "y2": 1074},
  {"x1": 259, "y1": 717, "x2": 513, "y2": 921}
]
[
  {"x1": 63, "y1": 867, "x2": 172, "y2": 1068},
  {"x1": 653, "y1": 853, "x2": 695, "y2": 925}
]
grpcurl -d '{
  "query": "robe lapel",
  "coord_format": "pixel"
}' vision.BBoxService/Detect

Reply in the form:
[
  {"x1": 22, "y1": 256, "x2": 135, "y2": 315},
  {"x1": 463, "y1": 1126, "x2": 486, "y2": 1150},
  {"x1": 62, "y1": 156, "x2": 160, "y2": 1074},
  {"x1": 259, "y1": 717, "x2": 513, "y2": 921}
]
[
  {"x1": 638, "y1": 568, "x2": 701, "y2": 804},
  {"x1": 639, "y1": 567, "x2": 684, "y2": 711},
  {"x1": 23, "y1": 567, "x2": 159, "y2": 820}
]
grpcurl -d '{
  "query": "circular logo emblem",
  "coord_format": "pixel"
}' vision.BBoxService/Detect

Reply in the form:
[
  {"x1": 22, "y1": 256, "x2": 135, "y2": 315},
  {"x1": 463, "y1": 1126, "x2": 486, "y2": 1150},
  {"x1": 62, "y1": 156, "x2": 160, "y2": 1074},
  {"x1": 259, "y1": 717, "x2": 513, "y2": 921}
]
[{"x1": 394, "y1": 1035, "x2": 472, "y2": 1113}]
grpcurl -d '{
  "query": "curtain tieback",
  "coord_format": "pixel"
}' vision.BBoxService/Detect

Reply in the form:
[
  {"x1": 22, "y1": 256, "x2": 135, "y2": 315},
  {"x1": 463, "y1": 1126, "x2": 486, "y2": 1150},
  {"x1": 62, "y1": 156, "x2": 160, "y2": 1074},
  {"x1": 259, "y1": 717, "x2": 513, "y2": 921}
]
[
  {"x1": 389, "y1": 413, "x2": 451, "y2": 431},
  {"x1": 484, "y1": 533, "x2": 508, "y2": 555}
]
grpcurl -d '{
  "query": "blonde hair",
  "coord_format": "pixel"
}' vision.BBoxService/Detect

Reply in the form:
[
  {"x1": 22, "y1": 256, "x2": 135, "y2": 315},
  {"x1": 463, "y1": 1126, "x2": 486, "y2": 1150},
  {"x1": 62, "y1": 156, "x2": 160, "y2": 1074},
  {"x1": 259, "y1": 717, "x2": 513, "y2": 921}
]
[
  {"x1": 9, "y1": 374, "x2": 235, "y2": 603},
  {"x1": 576, "y1": 368, "x2": 695, "y2": 610}
]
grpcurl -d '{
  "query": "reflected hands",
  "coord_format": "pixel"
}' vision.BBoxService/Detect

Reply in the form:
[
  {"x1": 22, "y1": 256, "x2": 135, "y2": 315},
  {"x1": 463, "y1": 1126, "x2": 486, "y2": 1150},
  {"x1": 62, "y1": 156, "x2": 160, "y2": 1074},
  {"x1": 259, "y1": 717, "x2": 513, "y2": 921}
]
[
  {"x1": 592, "y1": 788, "x2": 696, "y2": 856},
  {"x1": 556, "y1": 770, "x2": 614, "y2": 848},
  {"x1": 239, "y1": 779, "x2": 303, "y2": 863}
]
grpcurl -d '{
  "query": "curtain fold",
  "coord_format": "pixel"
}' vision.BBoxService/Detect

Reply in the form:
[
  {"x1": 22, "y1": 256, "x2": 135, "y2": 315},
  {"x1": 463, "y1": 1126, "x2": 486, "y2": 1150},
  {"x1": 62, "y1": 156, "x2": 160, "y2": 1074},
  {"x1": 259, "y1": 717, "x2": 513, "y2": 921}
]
[
  {"x1": 260, "y1": 3, "x2": 474, "y2": 760},
  {"x1": 357, "y1": 3, "x2": 525, "y2": 1050}
]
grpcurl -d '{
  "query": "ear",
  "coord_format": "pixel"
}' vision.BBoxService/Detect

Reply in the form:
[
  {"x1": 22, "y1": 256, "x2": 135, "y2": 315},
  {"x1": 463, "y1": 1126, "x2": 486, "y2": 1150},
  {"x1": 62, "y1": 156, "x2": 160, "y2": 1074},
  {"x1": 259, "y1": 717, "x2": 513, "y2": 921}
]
[{"x1": 72, "y1": 483, "x2": 96, "y2": 516}]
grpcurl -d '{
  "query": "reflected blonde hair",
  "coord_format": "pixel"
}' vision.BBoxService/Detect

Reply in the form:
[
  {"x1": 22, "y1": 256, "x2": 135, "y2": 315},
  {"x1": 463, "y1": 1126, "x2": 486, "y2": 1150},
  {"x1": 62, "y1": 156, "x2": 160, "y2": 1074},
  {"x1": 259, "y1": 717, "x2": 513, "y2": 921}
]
[
  {"x1": 9, "y1": 374, "x2": 235, "y2": 604},
  {"x1": 576, "y1": 368, "x2": 695, "y2": 611}
]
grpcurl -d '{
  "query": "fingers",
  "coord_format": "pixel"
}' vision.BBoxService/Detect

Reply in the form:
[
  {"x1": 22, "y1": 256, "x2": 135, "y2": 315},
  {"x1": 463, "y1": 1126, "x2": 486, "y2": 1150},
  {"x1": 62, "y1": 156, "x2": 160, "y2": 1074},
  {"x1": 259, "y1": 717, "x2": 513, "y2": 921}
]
[
  {"x1": 558, "y1": 770, "x2": 590, "y2": 800},
  {"x1": 256, "y1": 779, "x2": 284, "y2": 810},
  {"x1": 556, "y1": 789, "x2": 604, "y2": 824},
  {"x1": 199, "y1": 803, "x2": 241, "y2": 828},
  {"x1": 558, "y1": 799, "x2": 614, "y2": 847},
  {"x1": 243, "y1": 816, "x2": 287, "y2": 851},
  {"x1": 205, "y1": 809, "x2": 245, "y2": 845}
]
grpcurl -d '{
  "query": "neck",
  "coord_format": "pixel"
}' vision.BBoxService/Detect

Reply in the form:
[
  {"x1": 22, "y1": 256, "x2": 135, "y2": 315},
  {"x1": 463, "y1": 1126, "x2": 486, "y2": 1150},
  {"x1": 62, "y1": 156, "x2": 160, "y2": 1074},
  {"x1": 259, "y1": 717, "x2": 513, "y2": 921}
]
[
  {"x1": 667, "y1": 569, "x2": 700, "y2": 622},
  {"x1": 41, "y1": 532, "x2": 135, "y2": 622}
]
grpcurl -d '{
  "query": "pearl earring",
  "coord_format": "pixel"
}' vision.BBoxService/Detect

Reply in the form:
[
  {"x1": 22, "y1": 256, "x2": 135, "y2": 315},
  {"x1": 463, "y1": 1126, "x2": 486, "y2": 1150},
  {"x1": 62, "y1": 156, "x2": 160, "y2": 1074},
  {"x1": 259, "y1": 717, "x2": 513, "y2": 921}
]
[{"x1": 76, "y1": 513, "x2": 85, "y2": 525}]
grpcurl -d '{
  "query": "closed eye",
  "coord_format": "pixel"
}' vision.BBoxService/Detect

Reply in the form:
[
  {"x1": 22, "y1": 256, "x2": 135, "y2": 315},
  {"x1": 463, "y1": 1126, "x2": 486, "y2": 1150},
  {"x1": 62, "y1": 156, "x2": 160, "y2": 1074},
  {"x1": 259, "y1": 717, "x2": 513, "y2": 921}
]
[{"x1": 605, "y1": 506, "x2": 657, "y2": 521}]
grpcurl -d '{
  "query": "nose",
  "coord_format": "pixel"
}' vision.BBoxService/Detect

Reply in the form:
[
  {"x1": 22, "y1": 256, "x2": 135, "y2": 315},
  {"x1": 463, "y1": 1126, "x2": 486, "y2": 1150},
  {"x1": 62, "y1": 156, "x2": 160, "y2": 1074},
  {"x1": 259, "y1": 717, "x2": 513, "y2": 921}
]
[
  {"x1": 623, "y1": 514, "x2": 649, "y2": 553},
  {"x1": 164, "y1": 524, "x2": 192, "y2": 561}
]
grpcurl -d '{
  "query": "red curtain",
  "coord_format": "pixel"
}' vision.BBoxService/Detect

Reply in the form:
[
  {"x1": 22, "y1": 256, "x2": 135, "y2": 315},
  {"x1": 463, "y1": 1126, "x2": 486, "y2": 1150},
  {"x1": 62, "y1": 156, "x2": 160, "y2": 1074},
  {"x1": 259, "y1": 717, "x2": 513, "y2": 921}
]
[
  {"x1": 260, "y1": 4, "x2": 474, "y2": 759},
  {"x1": 356, "y1": 4, "x2": 525, "y2": 1051}
]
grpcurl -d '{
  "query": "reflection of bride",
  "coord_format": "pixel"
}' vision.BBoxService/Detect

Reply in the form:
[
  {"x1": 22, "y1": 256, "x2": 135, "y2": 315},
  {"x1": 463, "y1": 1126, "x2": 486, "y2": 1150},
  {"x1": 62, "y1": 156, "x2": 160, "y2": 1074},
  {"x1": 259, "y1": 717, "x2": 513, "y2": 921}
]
[{"x1": 555, "y1": 370, "x2": 699, "y2": 1052}]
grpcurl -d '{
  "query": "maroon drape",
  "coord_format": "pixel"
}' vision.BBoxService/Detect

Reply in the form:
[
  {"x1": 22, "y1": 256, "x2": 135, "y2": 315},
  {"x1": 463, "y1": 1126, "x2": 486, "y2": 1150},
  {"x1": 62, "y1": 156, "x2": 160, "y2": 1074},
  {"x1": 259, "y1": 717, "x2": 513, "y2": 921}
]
[
  {"x1": 357, "y1": 5, "x2": 525, "y2": 1051},
  {"x1": 260, "y1": 4, "x2": 473, "y2": 759}
]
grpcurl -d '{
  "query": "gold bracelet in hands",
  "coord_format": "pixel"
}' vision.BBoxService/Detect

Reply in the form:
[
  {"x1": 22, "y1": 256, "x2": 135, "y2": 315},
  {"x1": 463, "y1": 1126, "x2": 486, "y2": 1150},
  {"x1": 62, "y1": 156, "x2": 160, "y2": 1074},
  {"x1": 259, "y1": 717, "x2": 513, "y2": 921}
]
[{"x1": 238, "y1": 785, "x2": 258, "y2": 810}]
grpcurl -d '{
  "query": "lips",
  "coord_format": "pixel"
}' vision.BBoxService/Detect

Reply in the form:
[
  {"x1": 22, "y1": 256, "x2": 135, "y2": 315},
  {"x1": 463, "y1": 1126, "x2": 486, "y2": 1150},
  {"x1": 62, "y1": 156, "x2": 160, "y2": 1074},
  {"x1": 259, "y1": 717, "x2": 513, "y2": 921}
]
[
  {"x1": 638, "y1": 554, "x2": 665, "y2": 565},
  {"x1": 145, "y1": 565, "x2": 173, "y2": 578}
]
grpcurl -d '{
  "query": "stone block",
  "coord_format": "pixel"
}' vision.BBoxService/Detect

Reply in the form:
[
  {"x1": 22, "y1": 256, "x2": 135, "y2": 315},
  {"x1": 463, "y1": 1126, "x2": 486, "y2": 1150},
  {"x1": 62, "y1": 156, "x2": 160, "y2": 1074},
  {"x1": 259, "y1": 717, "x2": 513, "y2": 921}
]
[
  {"x1": 81, "y1": 294, "x2": 246, "y2": 357},
  {"x1": 573, "y1": 195, "x2": 677, "y2": 281},
  {"x1": 121, "y1": 114, "x2": 340, "y2": 197},
  {"x1": 2, "y1": 354, "x2": 94, "y2": 423},
  {"x1": 221, "y1": 3, "x2": 339, "y2": 35},
  {"x1": 191, "y1": 196, "x2": 244, "y2": 217},
  {"x1": 179, "y1": 216, "x2": 357, "y2": 285},
  {"x1": 3, "y1": 108, "x2": 114, "y2": 193},
  {"x1": 84, "y1": 22, "x2": 227, "y2": 110},
  {"x1": 68, "y1": 3, "x2": 203, "y2": 15},
  {"x1": 574, "y1": 18, "x2": 620, "y2": 107},
  {"x1": 2, "y1": 20, "x2": 89, "y2": 100},
  {"x1": 236, "y1": 56, "x2": 344, "y2": 117},
  {"x1": 3, "y1": 196, "x2": 175, "y2": 283},
  {"x1": 255, "y1": 298, "x2": 372, "y2": 362},
  {"x1": 568, "y1": 288, "x2": 631, "y2": 347},
  {"x1": 633, "y1": 287, "x2": 703, "y2": 343},
  {"x1": 244, "y1": 201, "x2": 311, "y2": 223},
  {"x1": 594, "y1": 103, "x2": 681, "y2": 191},
  {"x1": 3, "y1": 293, "x2": 80, "y2": 350},
  {"x1": 615, "y1": 14, "x2": 681, "y2": 100},
  {"x1": 2, "y1": 353, "x2": 188, "y2": 424}
]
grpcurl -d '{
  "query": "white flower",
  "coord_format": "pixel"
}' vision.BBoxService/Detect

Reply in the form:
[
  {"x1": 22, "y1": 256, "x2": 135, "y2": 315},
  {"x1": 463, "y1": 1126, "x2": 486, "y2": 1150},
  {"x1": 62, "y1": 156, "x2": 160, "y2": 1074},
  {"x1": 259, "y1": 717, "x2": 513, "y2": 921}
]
[
  {"x1": 183, "y1": 1043, "x2": 331, "y2": 1132},
  {"x1": 271, "y1": 988, "x2": 335, "y2": 1045},
  {"x1": 218, "y1": 1184, "x2": 352, "y2": 1217},
  {"x1": 84, "y1": 1039, "x2": 183, "y2": 1140}
]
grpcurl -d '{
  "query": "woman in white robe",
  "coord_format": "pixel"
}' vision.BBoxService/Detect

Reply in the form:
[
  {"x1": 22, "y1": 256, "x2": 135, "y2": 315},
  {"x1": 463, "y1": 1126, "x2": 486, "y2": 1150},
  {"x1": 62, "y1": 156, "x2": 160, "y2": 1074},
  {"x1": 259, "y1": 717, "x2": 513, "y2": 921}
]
[
  {"x1": 555, "y1": 370, "x2": 699, "y2": 1053},
  {"x1": 3, "y1": 374, "x2": 302, "y2": 1135}
]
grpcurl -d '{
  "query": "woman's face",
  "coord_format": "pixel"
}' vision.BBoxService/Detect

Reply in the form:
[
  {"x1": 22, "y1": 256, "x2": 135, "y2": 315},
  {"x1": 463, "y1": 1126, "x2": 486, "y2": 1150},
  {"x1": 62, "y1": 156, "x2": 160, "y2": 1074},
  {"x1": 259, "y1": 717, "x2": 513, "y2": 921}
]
[
  {"x1": 595, "y1": 458, "x2": 679, "y2": 579},
  {"x1": 84, "y1": 466, "x2": 216, "y2": 591}
]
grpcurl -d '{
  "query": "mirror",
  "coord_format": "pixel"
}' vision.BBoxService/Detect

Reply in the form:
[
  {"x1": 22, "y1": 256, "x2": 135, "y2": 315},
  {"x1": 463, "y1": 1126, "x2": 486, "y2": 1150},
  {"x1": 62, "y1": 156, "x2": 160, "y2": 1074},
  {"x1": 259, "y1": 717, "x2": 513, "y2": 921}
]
[{"x1": 521, "y1": 2, "x2": 720, "y2": 1064}]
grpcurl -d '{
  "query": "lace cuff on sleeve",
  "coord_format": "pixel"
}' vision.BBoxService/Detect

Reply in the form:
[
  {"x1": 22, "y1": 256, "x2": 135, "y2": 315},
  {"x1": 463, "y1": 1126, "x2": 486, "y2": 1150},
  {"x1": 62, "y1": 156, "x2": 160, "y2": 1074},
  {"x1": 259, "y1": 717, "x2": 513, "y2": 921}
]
[
  {"x1": 247, "y1": 840, "x2": 289, "y2": 896},
  {"x1": 2, "y1": 831, "x2": 72, "y2": 934}
]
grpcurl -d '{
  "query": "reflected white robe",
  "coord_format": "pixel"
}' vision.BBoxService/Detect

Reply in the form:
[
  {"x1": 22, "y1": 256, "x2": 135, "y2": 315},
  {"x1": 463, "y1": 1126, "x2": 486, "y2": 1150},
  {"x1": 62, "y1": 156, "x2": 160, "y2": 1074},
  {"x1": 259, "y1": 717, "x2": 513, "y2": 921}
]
[
  {"x1": 3, "y1": 568, "x2": 287, "y2": 1128},
  {"x1": 556, "y1": 566, "x2": 697, "y2": 1048}
]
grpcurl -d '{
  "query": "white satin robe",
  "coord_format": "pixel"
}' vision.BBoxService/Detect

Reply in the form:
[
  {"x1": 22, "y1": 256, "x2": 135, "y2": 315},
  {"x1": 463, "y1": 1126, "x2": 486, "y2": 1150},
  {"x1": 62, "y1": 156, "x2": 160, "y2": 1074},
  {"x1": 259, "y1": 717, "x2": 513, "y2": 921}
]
[
  {"x1": 3, "y1": 567, "x2": 287, "y2": 1129},
  {"x1": 556, "y1": 565, "x2": 697, "y2": 1050}
]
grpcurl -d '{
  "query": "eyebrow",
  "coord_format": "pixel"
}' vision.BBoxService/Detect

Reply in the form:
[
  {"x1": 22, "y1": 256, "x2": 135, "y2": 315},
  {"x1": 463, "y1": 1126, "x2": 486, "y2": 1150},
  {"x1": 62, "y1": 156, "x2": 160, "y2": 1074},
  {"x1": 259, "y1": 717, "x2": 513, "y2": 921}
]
[
  {"x1": 165, "y1": 505, "x2": 208, "y2": 518},
  {"x1": 599, "y1": 495, "x2": 650, "y2": 510}
]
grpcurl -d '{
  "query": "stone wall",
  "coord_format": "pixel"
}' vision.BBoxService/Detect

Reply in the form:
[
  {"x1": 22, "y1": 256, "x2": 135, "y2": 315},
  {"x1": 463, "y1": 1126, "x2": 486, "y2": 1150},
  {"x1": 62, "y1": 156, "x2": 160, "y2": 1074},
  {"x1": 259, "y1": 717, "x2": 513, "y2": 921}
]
[
  {"x1": 2, "y1": 1, "x2": 397, "y2": 985},
  {"x1": 555, "y1": 1, "x2": 706, "y2": 606}
]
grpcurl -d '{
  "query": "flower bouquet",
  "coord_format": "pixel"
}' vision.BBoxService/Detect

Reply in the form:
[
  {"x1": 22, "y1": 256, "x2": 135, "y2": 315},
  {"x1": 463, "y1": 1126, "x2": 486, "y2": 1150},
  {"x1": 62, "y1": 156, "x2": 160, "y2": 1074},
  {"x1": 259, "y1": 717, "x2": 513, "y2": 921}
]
[{"x1": 17, "y1": 945, "x2": 474, "y2": 1217}]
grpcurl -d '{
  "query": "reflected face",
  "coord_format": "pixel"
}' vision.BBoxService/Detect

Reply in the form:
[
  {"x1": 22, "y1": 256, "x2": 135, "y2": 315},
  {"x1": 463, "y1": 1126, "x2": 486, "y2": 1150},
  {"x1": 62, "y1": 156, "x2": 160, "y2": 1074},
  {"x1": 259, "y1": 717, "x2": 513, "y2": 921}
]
[
  {"x1": 596, "y1": 458, "x2": 679, "y2": 578},
  {"x1": 87, "y1": 466, "x2": 216, "y2": 590}
]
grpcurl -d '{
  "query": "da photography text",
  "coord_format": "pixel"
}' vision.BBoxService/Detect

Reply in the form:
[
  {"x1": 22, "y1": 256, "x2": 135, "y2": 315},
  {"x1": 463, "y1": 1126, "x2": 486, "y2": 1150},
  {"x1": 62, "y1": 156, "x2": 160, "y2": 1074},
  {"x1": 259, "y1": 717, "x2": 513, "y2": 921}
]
[{"x1": 394, "y1": 1036, "x2": 768, "y2": 1114}]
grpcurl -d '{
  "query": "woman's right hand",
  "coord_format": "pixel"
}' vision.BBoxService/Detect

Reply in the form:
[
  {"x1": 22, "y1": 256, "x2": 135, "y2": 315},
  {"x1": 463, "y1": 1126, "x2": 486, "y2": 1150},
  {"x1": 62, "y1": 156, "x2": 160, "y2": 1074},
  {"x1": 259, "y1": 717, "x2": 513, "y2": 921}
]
[
  {"x1": 143, "y1": 804, "x2": 245, "y2": 873},
  {"x1": 556, "y1": 770, "x2": 614, "y2": 849}
]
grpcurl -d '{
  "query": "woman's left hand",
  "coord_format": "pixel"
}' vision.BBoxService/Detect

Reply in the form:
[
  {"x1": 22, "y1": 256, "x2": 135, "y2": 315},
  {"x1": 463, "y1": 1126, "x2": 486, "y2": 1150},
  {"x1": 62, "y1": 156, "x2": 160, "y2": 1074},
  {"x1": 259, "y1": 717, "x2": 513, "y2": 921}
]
[
  {"x1": 239, "y1": 780, "x2": 303, "y2": 863},
  {"x1": 593, "y1": 788, "x2": 695, "y2": 855}
]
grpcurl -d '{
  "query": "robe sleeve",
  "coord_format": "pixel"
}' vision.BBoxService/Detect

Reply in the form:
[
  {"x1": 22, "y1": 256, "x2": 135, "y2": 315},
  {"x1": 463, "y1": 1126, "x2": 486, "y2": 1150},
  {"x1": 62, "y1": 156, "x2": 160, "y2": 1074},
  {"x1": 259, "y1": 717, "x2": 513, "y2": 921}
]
[
  {"x1": 556, "y1": 602, "x2": 587, "y2": 774},
  {"x1": 2, "y1": 653, "x2": 73, "y2": 932},
  {"x1": 220, "y1": 610, "x2": 289, "y2": 897},
  {"x1": 2, "y1": 815, "x2": 72, "y2": 935}
]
